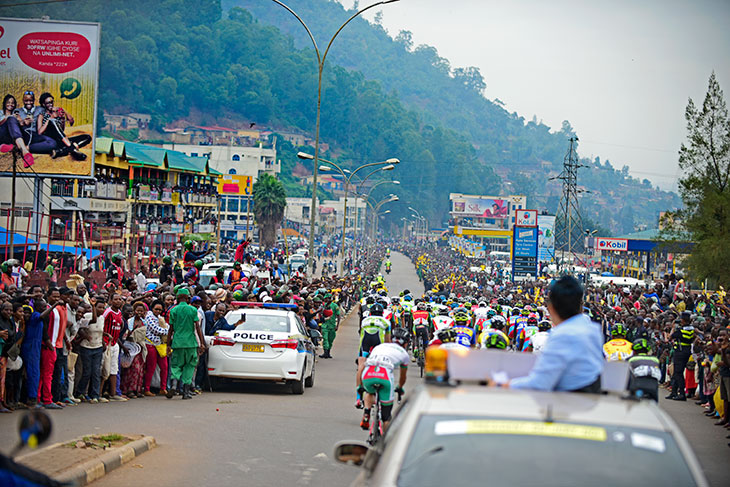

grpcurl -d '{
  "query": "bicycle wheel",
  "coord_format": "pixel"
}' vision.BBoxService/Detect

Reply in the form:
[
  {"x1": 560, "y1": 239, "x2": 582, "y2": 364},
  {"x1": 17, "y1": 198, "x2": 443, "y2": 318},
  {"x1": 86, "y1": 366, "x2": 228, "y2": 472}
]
[{"x1": 368, "y1": 397, "x2": 381, "y2": 446}]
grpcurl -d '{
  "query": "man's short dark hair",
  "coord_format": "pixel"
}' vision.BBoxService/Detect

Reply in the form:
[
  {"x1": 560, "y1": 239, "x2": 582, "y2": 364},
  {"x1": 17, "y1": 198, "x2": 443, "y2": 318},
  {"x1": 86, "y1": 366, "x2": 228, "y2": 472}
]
[{"x1": 548, "y1": 276, "x2": 584, "y2": 320}]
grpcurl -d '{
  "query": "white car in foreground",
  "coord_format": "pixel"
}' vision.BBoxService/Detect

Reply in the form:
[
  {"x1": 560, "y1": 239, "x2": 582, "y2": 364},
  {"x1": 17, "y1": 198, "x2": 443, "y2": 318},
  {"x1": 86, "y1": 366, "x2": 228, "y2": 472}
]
[{"x1": 207, "y1": 305, "x2": 318, "y2": 394}]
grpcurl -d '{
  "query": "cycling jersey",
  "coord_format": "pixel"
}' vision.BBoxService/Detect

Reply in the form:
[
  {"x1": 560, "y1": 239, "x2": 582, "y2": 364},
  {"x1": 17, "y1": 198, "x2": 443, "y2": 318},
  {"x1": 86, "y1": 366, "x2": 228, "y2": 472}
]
[
  {"x1": 603, "y1": 338, "x2": 633, "y2": 362},
  {"x1": 526, "y1": 330, "x2": 550, "y2": 352},
  {"x1": 453, "y1": 324, "x2": 476, "y2": 348},
  {"x1": 520, "y1": 325, "x2": 539, "y2": 349},
  {"x1": 478, "y1": 329, "x2": 510, "y2": 349},
  {"x1": 412, "y1": 310, "x2": 431, "y2": 329},
  {"x1": 432, "y1": 316, "x2": 454, "y2": 332},
  {"x1": 360, "y1": 316, "x2": 390, "y2": 340}
]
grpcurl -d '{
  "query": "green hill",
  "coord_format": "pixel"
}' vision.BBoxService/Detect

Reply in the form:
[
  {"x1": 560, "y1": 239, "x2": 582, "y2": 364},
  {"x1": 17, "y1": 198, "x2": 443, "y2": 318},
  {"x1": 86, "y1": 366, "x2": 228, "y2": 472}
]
[{"x1": 2, "y1": 0, "x2": 680, "y2": 233}]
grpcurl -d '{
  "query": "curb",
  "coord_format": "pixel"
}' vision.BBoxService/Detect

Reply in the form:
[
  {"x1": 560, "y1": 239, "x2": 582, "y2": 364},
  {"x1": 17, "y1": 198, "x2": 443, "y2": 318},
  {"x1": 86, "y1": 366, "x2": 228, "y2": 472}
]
[{"x1": 55, "y1": 436, "x2": 156, "y2": 486}]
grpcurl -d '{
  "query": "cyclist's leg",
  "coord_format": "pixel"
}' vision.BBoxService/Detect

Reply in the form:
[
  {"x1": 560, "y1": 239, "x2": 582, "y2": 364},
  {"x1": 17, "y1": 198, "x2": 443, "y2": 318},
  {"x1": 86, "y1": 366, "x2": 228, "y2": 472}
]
[{"x1": 361, "y1": 366, "x2": 392, "y2": 428}]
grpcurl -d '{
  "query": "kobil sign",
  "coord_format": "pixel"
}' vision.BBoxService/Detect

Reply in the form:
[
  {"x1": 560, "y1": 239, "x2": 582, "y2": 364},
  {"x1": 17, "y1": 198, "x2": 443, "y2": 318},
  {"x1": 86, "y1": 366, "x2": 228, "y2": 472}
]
[{"x1": 596, "y1": 238, "x2": 628, "y2": 252}]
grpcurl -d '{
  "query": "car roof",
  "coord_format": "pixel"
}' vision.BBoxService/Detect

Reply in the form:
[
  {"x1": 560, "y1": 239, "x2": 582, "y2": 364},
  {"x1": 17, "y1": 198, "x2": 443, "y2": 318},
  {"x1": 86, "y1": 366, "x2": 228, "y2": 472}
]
[
  {"x1": 226, "y1": 308, "x2": 292, "y2": 318},
  {"x1": 418, "y1": 385, "x2": 669, "y2": 431}
]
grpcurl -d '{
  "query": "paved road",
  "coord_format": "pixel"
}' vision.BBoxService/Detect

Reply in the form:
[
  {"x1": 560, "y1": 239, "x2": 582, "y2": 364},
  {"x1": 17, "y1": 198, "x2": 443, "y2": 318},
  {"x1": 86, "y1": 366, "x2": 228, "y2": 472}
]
[{"x1": 0, "y1": 251, "x2": 422, "y2": 486}]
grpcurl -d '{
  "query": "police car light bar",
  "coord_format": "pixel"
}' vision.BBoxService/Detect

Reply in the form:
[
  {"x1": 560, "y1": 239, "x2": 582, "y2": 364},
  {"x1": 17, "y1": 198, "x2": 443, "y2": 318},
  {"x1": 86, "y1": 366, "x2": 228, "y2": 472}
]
[{"x1": 231, "y1": 301, "x2": 298, "y2": 310}]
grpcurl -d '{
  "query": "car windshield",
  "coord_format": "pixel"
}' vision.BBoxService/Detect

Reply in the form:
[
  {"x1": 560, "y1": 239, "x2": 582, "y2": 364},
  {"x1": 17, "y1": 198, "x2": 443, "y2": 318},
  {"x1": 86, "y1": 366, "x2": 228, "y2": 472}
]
[
  {"x1": 397, "y1": 415, "x2": 696, "y2": 487},
  {"x1": 229, "y1": 312, "x2": 290, "y2": 333}
]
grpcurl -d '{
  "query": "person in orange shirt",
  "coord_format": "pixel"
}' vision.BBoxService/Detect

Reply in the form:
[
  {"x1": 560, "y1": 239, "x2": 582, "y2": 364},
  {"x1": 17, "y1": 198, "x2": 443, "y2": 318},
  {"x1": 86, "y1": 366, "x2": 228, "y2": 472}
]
[{"x1": 603, "y1": 323, "x2": 633, "y2": 362}]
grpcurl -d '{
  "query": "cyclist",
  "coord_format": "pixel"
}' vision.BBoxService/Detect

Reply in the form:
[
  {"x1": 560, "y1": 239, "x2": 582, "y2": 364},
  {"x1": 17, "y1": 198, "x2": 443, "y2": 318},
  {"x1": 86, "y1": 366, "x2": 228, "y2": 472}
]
[
  {"x1": 603, "y1": 323, "x2": 633, "y2": 361},
  {"x1": 452, "y1": 308, "x2": 476, "y2": 348},
  {"x1": 519, "y1": 316, "x2": 540, "y2": 351},
  {"x1": 412, "y1": 302, "x2": 432, "y2": 360},
  {"x1": 627, "y1": 338, "x2": 661, "y2": 401},
  {"x1": 478, "y1": 315, "x2": 510, "y2": 349},
  {"x1": 523, "y1": 320, "x2": 552, "y2": 353},
  {"x1": 384, "y1": 258, "x2": 392, "y2": 274},
  {"x1": 358, "y1": 328, "x2": 410, "y2": 430},
  {"x1": 356, "y1": 303, "x2": 391, "y2": 408},
  {"x1": 433, "y1": 306, "x2": 455, "y2": 332},
  {"x1": 473, "y1": 301, "x2": 490, "y2": 333}
]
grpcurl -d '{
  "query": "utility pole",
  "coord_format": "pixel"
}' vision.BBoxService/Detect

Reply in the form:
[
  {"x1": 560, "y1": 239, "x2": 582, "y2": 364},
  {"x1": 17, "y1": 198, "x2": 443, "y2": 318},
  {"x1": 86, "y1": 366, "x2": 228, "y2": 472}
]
[
  {"x1": 553, "y1": 136, "x2": 587, "y2": 273},
  {"x1": 9, "y1": 150, "x2": 17, "y2": 259}
]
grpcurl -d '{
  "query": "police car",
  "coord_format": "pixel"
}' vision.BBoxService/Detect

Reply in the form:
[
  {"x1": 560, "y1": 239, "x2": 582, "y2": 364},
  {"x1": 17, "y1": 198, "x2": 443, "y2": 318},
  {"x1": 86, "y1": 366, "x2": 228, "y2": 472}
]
[
  {"x1": 334, "y1": 349, "x2": 708, "y2": 486},
  {"x1": 207, "y1": 303, "x2": 318, "y2": 394}
]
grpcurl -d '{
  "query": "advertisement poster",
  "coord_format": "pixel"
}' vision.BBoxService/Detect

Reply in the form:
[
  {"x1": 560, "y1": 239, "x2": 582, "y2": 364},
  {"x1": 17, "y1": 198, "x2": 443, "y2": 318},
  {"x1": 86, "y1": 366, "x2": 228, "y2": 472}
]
[
  {"x1": 218, "y1": 174, "x2": 252, "y2": 195},
  {"x1": 537, "y1": 214, "x2": 556, "y2": 262},
  {"x1": 0, "y1": 18, "x2": 100, "y2": 176},
  {"x1": 452, "y1": 196, "x2": 510, "y2": 219}
]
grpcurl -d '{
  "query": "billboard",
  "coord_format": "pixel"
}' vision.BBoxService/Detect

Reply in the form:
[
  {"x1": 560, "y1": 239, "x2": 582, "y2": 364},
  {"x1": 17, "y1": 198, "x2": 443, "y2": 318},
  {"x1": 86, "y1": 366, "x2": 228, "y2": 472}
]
[
  {"x1": 0, "y1": 18, "x2": 100, "y2": 177},
  {"x1": 537, "y1": 214, "x2": 556, "y2": 262},
  {"x1": 217, "y1": 174, "x2": 252, "y2": 195},
  {"x1": 596, "y1": 237, "x2": 628, "y2": 252},
  {"x1": 452, "y1": 196, "x2": 510, "y2": 219},
  {"x1": 515, "y1": 209, "x2": 537, "y2": 227}
]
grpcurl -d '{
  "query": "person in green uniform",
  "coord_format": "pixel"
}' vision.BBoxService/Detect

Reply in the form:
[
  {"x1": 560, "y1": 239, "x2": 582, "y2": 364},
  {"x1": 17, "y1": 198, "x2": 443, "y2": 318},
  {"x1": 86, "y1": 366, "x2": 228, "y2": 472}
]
[
  {"x1": 166, "y1": 288, "x2": 205, "y2": 400},
  {"x1": 319, "y1": 294, "x2": 340, "y2": 359}
]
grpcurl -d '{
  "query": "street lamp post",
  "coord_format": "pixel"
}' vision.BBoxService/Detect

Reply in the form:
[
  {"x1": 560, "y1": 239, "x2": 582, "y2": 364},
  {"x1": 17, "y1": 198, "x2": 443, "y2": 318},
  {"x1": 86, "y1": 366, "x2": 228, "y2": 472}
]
[
  {"x1": 301, "y1": 152, "x2": 398, "y2": 274},
  {"x1": 352, "y1": 178, "x2": 399, "y2": 260},
  {"x1": 372, "y1": 194, "x2": 399, "y2": 242},
  {"x1": 270, "y1": 0, "x2": 402, "y2": 274}
]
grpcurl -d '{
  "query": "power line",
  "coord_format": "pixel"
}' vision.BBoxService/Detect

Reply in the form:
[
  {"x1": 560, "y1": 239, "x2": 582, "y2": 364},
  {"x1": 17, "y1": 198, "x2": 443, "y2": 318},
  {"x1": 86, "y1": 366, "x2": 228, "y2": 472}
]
[{"x1": 553, "y1": 137, "x2": 585, "y2": 272}]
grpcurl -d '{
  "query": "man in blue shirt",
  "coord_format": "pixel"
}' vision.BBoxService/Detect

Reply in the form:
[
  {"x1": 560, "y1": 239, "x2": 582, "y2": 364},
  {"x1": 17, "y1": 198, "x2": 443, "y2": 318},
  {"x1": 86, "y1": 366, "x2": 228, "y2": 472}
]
[{"x1": 510, "y1": 276, "x2": 604, "y2": 392}]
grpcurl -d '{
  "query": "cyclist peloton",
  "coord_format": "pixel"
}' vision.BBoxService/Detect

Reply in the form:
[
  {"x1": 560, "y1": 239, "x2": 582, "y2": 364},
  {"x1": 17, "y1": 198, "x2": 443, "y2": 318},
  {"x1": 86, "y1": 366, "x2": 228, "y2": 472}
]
[{"x1": 358, "y1": 328, "x2": 410, "y2": 430}]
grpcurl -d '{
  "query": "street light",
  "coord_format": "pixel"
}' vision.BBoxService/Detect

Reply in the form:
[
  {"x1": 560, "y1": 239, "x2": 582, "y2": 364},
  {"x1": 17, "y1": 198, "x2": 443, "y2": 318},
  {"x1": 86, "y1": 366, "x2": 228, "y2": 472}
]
[
  {"x1": 301, "y1": 153, "x2": 399, "y2": 274},
  {"x1": 274, "y1": 0, "x2": 403, "y2": 274}
]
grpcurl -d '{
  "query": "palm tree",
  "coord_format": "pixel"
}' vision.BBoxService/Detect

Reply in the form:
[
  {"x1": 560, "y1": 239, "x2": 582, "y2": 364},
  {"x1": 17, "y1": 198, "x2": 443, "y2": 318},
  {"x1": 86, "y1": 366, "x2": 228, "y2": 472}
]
[{"x1": 253, "y1": 173, "x2": 287, "y2": 247}]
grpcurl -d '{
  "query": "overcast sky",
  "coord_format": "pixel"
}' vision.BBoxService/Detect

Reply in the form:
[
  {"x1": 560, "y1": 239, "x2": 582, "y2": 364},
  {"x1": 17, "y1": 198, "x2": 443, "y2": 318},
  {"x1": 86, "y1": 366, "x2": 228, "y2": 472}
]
[{"x1": 339, "y1": 0, "x2": 730, "y2": 190}]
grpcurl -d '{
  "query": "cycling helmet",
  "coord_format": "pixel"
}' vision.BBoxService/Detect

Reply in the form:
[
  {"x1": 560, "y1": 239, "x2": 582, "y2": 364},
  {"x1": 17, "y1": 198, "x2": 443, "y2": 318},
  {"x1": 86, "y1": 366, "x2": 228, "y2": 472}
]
[
  {"x1": 369, "y1": 303, "x2": 384, "y2": 316},
  {"x1": 453, "y1": 310, "x2": 470, "y2": 324},
  {"x1": 416, "y1": 302, "x2": 427, "y2": 311},
  {"x1": 463, "y1": 302, "x2": 472, "y2": 309},
  {"x1": 403, "y1": 289, "x2": 411, "y2": 296},
  {"x1": 194, "y1": 260, "x2": 204, "y2": 270},
  {"x1": 366, "y1": 296, "x2": 375, "y2": 305},
  {"x1": 484, "y1": 333, "x2": 508, "y2": 350},
  {"x1": 527, "y1": 316, "x2": 538, "y2": 326},
  {"x1": 521, "y1": 308, "x2": 530, "y2": 316},
  {"x1": 512, "y1": 308, "x2": 521, "y2": 316},
  {"x1": 487, "y1": 309, "x2": 497, "y2": 318},
  {"x1": 437, "y1": 327, "x2": 457, "y2": 343},
  {"x1": 438, "y1": 307, "x2": 449, "y2": 316},
  {"x1": 478, "y1": 301, "x2": 487, "y2": 307},
  {"x1": 392, "y1": 328, "x2": 410, "y2": 347},
  {"x1": 162, "y1": 255, "x2": 172, "y2": 265},
  {"x1": 611, "y1": 323, "x2": 627, "y2": 338},
  {"x1": 414, "y1": 298, "x2": 423, "y2": 305},
  {"x1": 538, "y1": 320, "x2": 552, "y2": 331},
  {"x1": 495, "y1": 305, "x2": 503, "y2": 314},
  {"x1": 379, "y1": 289, "x2": 388, "y2": 297},
  {"x1": 391, "y1": 297, "x2": 400, "y2": 305},
  {"x1": 497, "y1": 298, "x2": 505, "y2": 305},
  {"x1": 632, "y1": 338, "x2": 651, "y2": 354},
  {"x1": 491, "y1": 315, "x2": 507, "y2": 330},
  {"x1": 403, "y1": 294, "x2": 413, "y2": 302}
]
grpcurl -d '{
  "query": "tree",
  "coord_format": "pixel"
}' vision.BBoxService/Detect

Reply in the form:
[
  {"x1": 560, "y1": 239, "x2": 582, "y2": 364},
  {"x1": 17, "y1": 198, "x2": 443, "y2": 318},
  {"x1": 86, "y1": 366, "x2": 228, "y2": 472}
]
[
  {"x1": 675, "y1": 72, "x2": 730, "y2": 286},
  {"x1": 253, "y1": 173, "x2": 287, "y2": 248}
]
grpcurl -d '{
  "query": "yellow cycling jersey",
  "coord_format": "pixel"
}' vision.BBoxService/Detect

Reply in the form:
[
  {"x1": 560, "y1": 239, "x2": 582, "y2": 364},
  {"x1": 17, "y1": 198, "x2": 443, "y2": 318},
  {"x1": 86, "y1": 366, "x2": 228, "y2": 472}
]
[
  {"x1": 603, "y1": 338, "x2": 633, "y2": 362},
  {"x1": 478, "y1": 329, "x2": 510, "y2": 348}
]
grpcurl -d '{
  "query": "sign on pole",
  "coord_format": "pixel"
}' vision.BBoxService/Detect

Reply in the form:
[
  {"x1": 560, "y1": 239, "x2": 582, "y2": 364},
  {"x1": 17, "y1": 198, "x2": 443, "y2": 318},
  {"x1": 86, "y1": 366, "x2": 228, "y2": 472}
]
[
  {"x1": 0, "y1": 18, "x2": 101, "y2": 177},
  {"x1": 512, "y1": 209, "x2": 539, "y2": 280}
]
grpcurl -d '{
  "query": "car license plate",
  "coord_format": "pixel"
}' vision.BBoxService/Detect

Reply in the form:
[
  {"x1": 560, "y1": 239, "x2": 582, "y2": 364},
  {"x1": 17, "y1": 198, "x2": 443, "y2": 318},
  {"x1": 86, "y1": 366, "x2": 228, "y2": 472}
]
[{"x1": 242, "y1": 343, "x2": 264, "y2": 353}]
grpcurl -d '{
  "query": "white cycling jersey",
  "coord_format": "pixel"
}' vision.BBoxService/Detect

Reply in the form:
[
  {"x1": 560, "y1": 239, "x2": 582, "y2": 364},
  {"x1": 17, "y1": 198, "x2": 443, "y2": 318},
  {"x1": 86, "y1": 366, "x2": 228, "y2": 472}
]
[
  {"x1": 365, "y1": 343, "x2": 410, "y2": 373},
  {"x1": 433, "y1": 316, "x2": 454, "y2": 332},
  {"x1": 530, "y1": 331, "x2": 550, "y2": 352}
]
